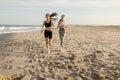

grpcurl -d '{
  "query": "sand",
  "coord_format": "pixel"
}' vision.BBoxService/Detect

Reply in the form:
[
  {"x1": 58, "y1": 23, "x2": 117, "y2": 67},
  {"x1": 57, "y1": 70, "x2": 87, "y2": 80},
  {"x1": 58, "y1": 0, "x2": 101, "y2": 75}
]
[{"x1": 0, "y1": 26, "x2": 120, "y2": 80}]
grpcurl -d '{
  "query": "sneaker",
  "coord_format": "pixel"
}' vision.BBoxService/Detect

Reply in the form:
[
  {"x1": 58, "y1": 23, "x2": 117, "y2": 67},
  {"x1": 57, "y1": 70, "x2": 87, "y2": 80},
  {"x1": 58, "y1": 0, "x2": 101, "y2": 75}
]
[
  {"x1": 47, "y1": 49, "x2": 50, "y2": 53},
  {"x1": 44, "y1": 48, "x2": 50, "y2": 53}
]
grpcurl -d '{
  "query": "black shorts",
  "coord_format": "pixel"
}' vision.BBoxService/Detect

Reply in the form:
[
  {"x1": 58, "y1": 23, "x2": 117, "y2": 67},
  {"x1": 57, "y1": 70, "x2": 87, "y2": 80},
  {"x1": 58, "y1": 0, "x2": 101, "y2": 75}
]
[{"x1": 44, "y1": 30, "x2": 52, "y2": 39}]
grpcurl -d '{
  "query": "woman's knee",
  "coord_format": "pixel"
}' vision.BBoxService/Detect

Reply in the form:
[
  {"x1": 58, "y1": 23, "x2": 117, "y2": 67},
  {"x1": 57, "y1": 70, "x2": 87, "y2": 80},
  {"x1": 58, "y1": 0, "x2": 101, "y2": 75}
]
[
  {"x1": 45, "y1": 39, "x2": 49, "y2": 44},
  {"x1": 46, "y1": 41, "x2": 49, "y2": 44}
]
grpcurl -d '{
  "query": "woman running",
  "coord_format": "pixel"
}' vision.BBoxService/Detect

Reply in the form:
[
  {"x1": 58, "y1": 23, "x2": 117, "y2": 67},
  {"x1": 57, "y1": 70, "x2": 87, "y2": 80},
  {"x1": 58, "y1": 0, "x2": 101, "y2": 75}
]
[
  {"x1": 41, "y1": 13, "x2": 57, "y2": 53},
  {"x1": 57, "y1": 15, "x2": 67, "y2": 51}
]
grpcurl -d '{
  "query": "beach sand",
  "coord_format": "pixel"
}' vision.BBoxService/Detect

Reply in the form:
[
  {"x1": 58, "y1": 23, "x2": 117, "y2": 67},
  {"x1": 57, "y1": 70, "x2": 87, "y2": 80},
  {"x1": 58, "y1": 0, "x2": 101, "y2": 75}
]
[{"x1": 0, "y1": 26, "x2": 120, "y2": 80}]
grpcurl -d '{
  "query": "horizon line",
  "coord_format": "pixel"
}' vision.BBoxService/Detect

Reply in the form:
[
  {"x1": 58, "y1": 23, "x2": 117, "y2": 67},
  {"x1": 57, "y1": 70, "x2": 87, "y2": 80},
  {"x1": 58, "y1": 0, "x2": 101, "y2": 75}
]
[{"x1": 0, "y1": 24, "x2": 120, "y2": 27}]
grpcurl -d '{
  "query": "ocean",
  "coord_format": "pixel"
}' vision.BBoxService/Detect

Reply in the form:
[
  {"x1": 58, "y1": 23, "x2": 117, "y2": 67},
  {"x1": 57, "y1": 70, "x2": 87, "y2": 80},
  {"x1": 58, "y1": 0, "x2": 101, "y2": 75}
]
[{"x1": 0, "y1": 25, "x2": 41, "y2": 34}]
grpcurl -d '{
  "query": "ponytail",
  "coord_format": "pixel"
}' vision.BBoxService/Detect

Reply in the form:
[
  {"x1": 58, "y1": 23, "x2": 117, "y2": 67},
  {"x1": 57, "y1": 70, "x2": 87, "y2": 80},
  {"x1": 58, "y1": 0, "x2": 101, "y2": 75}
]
[{"x1": 50, "y1": 12, "x2": 58, "y2": 20}]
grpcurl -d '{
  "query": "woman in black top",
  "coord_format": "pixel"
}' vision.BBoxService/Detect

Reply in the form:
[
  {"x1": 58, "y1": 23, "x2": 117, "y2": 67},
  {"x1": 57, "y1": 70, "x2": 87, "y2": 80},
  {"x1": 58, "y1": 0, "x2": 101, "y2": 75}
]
[{"x1": 41, "y1": 13, "x2": 57, "y2": 53}]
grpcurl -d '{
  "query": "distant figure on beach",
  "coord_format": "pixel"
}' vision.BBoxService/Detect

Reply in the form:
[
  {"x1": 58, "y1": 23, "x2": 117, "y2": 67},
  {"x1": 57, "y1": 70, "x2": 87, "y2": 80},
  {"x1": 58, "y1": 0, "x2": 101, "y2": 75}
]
[
  {"x1": 41, "y1": 13, "x2": 57, "y2": 53},
  {"x1": 57, "y1": 15, "x2": 67, "y2": 51}
]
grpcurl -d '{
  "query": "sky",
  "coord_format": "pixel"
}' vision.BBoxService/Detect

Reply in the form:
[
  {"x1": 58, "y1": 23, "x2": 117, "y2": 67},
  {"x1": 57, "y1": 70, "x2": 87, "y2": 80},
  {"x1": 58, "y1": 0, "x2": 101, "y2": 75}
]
[{"x1": 0, "y1": 0, "x2": 120, "y2": 25}]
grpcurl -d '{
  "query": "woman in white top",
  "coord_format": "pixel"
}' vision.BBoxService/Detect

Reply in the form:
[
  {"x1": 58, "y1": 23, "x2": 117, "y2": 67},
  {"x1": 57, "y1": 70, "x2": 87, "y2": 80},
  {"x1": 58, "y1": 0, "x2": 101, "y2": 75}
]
[{"x1": 57, "y1": 15, "x2": 67, "y2": 51}]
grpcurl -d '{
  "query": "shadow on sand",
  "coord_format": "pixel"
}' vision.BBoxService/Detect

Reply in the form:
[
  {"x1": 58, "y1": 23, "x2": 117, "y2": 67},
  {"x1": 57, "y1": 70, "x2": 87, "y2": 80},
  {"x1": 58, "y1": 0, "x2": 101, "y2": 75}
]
[{"x1": 51, "y1": 49, "x2": 61, "y2": 52}]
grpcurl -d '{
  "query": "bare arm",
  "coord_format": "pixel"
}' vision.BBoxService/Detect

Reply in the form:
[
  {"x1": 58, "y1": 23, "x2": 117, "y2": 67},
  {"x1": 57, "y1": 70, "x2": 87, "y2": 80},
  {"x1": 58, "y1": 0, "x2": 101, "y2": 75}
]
[
  {"x1": 64, "y1": 21, "x2": 67, "y2": 28},
  {"x1": 41, "y1": 21, "x2": 45, "y2": 33},
  {"x1": 57, "y1": 21, "x2": 60, "y2": 28},
  {"x1": 65, "y1": 25, "x2": 67, "y2": 28}
]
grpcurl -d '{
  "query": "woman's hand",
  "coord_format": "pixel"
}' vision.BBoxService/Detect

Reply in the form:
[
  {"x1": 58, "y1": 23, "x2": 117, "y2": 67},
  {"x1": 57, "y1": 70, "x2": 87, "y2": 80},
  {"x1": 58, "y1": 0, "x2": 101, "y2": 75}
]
[
  {"x1": 41, "y1": 30, "x2": 44, "y2": 34},
  {"x1": 65, "y1": 26, "x2": 67, "y2": 28},
  {"x1": 55, "y1": 27, "x2": 59, "y2": 29}
]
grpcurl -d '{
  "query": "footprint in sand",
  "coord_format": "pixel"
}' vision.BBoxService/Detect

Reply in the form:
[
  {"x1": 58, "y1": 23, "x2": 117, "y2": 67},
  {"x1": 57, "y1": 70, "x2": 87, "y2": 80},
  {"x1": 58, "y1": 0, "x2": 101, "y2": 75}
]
[
  {"x1": 91, "y1": 72, "x2": 105, "y2": 80},
  {"x1": 12, "y1": 74, "x2": 25, "y2": 80},
  {"x1": 35, "y1": 74, "x2": 46, "y2": 80},
  {"x1": 25, "y1": 69, "x2": 35, "y2": 75},
  {"x1": 68, "y1": 54, "x2": 76, "y2": 61},
  {"x1": 94, "y1": 50, "x2": 104, "y2": 57},
  {"x1": 7, "y1": 65, "x2": 14, "y2": 70}
]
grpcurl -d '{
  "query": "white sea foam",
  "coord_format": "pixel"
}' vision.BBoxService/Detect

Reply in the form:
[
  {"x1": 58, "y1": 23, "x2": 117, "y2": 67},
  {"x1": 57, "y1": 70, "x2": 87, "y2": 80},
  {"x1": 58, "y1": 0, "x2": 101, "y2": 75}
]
[{"x1": 0, "y1": 26, "x2": 41, "y2": 34}]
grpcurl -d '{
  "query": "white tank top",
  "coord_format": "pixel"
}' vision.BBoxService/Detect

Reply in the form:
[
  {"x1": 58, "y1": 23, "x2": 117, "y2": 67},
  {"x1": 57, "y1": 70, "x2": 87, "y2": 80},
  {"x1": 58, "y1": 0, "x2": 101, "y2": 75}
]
[{"x1": 59, "y1": 21, "x2": 65, "y2": 26}]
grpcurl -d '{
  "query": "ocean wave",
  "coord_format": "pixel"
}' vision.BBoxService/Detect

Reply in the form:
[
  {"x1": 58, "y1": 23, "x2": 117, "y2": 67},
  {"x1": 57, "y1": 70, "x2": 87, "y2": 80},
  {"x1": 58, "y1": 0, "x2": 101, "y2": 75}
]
[{"x1": 0, "y1": 26, "x2": 41, "y2": 34}]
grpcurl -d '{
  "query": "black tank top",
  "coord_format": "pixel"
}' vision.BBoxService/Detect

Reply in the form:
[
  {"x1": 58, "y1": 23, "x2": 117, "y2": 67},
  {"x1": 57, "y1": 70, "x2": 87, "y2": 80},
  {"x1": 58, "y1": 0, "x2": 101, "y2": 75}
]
[{"x1": 44, "y1": 20, "x2": 52, "y2": 28}]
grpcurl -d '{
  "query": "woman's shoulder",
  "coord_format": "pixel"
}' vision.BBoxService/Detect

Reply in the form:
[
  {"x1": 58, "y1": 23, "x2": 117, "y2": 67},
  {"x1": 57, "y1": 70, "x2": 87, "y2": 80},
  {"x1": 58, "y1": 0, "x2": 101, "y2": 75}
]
[
  {"x1": 50, "y1": 20, "x2": 54, "y2": 23},
  {"x1": 43, "y1": 20, "x2": 46, "y2": 23}
]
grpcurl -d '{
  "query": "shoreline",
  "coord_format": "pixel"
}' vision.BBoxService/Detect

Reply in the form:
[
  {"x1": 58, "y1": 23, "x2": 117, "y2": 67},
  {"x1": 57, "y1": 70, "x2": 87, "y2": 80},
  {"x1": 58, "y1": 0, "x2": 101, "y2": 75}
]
[{"x1": 0, "y1": 25, "x2": 120, "y2": 35}]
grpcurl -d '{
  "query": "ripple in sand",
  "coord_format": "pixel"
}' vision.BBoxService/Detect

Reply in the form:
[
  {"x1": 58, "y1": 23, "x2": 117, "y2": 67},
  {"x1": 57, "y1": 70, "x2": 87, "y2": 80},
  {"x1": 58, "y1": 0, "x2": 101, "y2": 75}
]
[{"x1": 91, "y1": 72, "x2": 105, "y2": 80}]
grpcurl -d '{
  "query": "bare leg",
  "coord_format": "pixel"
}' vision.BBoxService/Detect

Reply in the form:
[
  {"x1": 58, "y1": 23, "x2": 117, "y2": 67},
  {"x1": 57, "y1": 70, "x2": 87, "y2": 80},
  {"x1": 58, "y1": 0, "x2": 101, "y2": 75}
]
[
  {"x1": 49, "y1": 39, "x2": 52, "y2": 47},
  {"x1": 45, "y1": 38, "x2": 51, "y2": 53},
  {"x1": 45, "y1": 38, "x2": 49, "y2": 49},
  {"x1": 59, "y1": 34, "x2": 64, "y2": 47}
]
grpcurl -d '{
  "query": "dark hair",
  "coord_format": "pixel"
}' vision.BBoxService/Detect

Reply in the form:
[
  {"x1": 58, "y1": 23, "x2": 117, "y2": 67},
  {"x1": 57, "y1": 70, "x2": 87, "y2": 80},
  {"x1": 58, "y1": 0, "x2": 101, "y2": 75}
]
[
  {"x1": 59, "y1": 19, "x2": 62, "y2": 21},
  {"x1": 50, "y1": 12, "x2": 58, "y2": 20},
  {"x1": 61, "y1": 15, "x2": 65, "y2": 17},
  {"x1": 59, "y1": 15, "x2": 65, "y2": 21},
  {"x1": 50, "y1": 12, "x2": 58, "y2": 17},
  {"x1": 46, "y1": 13, "x2": 50, "y2": 17}
]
